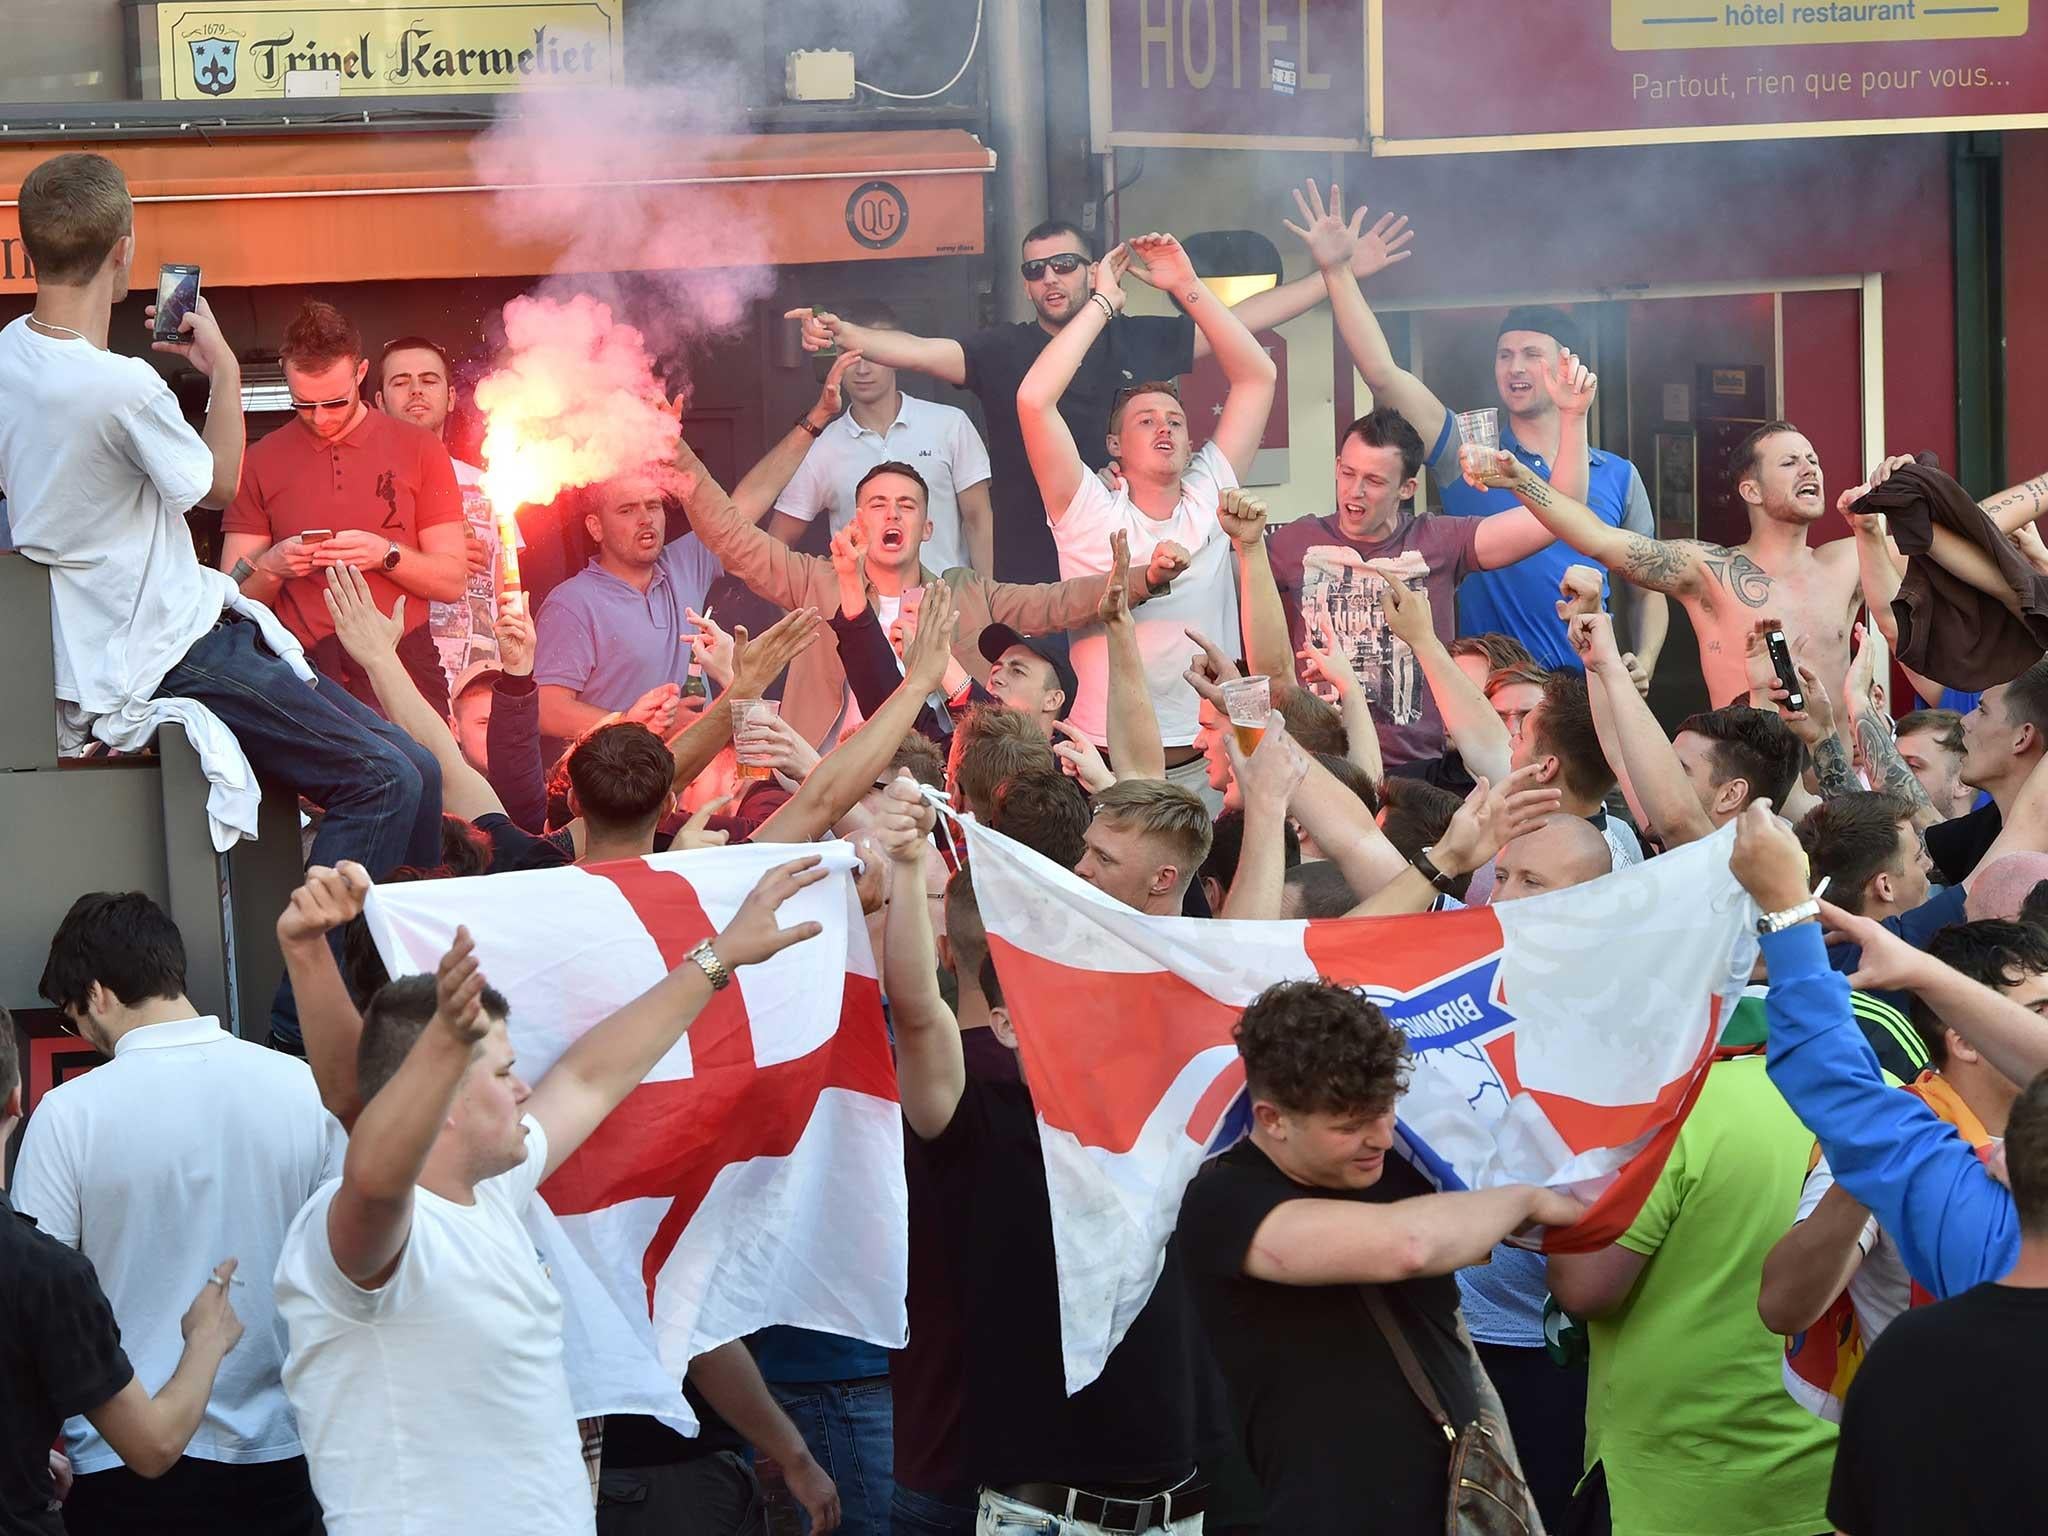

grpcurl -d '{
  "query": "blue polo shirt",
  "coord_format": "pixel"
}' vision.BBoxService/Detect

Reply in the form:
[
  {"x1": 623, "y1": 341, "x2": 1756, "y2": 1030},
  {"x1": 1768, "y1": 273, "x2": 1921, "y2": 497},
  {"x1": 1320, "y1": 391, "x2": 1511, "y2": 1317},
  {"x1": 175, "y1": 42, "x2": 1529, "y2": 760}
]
[
  {"x1": 1426, "y1": 414, "x2": 1651, "y2": 669},
  {"x1": 533, "y1": 534, "x2": 721, "y2": 712}
]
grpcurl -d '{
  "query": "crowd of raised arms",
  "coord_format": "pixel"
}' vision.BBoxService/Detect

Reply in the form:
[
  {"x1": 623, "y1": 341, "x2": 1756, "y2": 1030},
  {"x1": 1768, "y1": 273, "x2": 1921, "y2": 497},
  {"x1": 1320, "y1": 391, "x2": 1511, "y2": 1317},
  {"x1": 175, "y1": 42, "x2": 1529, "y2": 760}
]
[{"x1": 3, "y1": 149, "x2": 2047, "y2": 1536}]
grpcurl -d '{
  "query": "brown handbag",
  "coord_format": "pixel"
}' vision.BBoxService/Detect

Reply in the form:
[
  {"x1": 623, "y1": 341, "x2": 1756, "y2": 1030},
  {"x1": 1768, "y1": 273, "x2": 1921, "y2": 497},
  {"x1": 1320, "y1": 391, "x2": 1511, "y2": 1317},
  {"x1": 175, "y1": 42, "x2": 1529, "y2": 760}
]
[{"x1": 1360, "y1": 1285, "x2": 1542, "y2": 1536}]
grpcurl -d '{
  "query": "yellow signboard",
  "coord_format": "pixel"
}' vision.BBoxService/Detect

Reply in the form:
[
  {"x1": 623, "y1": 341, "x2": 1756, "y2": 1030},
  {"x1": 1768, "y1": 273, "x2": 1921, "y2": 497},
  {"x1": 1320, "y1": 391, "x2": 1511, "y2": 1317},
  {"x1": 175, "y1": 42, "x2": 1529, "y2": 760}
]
[
  {"x1": 141, "y1": 0, "x2": 626, "y2": 99},
  {"x1": 1613, "y1": 0, "x2": 2027, "y2": 51}
]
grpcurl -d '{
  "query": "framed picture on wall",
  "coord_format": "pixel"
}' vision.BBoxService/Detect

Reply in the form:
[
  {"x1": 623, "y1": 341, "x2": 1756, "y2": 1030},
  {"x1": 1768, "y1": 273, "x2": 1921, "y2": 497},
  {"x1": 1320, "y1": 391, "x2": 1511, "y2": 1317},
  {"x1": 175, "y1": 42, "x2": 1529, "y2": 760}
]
[{"x1": 1655, "y1": 431, "x2": 1696, "y2": 540}]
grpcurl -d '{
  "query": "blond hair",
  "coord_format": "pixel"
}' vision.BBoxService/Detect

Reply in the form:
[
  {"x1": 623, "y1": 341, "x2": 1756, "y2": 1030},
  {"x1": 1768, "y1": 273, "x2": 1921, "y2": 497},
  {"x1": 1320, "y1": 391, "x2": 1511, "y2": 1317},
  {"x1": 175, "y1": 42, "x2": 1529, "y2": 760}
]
[{"x1": 1091, "y1": 779, "x2": 1213, "y2": 889}]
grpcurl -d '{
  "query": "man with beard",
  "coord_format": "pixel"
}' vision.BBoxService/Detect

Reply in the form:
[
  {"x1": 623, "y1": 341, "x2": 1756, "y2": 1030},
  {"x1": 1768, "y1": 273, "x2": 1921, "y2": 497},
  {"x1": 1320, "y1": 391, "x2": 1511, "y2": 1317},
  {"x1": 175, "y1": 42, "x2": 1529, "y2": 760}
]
[
  {"x1": 533, "y1": 469, "x2": 723, "y2": 743},
  {"x1": 1474, "y1": 411, "x2": 2048, "y2": 720}
]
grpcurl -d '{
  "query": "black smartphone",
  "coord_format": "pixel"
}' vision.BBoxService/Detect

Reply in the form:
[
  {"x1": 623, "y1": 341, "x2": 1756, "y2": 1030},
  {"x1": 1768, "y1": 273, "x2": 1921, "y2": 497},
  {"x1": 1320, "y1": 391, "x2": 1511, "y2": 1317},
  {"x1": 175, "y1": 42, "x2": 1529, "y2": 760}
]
[
  {"x1": 153, "y1": 263, "x2": 202, "y2": 343},
  {"x1": 1764, "y1": 627, "x2": 1804, "y2": 713}
]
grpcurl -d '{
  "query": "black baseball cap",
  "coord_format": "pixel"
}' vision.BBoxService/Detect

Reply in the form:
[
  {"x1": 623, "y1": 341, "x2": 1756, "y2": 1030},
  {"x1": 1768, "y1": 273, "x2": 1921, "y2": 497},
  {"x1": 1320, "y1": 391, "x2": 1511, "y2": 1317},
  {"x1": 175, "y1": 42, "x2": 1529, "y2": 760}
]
[{"x1": 978, "y1": 625, "x2": 1078, "y2": 717}]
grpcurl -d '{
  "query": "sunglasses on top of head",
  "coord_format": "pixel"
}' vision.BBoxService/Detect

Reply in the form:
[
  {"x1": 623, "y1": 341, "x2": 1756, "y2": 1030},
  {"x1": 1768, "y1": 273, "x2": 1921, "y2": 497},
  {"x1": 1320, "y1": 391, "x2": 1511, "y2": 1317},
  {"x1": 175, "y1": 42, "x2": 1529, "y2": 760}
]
[{"x1": 1020, "y1": 253, "x2": 1087, "y2": 281}]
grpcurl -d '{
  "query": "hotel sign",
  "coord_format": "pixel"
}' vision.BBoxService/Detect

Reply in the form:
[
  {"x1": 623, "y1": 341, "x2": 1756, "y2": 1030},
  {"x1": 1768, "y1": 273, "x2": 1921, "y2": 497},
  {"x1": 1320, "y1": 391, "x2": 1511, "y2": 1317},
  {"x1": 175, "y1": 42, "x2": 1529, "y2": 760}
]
[{"x1": 129, "y1": 0, "x2": 627, "y2": 99}]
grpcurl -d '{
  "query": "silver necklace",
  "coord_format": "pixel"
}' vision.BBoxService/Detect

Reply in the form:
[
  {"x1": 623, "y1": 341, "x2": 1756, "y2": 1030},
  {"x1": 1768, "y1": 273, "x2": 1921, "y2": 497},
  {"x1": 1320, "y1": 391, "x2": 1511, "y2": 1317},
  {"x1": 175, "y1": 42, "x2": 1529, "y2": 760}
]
[{"x1": 26, "y1": 316, "x2": 90, "y2": 342}]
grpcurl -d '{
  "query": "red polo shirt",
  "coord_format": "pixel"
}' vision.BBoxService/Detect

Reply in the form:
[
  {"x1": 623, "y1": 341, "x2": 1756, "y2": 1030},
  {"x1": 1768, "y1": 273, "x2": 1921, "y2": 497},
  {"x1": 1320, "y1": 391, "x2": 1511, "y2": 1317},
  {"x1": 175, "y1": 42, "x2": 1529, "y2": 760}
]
[{"x1": 223, "y1": 407, "x2": 462, "y2": 645}]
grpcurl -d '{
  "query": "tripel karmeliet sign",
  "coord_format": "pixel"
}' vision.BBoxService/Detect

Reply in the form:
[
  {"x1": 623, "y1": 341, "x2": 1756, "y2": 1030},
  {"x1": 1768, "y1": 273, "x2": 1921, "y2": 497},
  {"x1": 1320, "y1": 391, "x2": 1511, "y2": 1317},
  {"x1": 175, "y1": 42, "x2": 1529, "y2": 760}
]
[{"x1": 131, "y1": 0, "x2": 626, "y2": 99}]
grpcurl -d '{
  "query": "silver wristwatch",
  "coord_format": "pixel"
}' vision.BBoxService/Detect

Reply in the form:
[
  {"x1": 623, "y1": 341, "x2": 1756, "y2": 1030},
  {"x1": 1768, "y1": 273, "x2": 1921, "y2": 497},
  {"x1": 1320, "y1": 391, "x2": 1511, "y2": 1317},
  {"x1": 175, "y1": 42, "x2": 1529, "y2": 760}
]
[
  {"x1": 686, "y1": 937, "x2": 732, "y2": 991},
  {"x1": 1756, "y1": 897, "x2": 1820, "y2": 935}
]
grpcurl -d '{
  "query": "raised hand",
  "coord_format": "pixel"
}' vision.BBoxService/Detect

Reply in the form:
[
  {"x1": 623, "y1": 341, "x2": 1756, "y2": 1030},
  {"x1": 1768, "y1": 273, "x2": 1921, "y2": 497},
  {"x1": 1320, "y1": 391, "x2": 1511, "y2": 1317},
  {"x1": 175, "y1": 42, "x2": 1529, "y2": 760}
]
[
  {"x1": 1554, "y1": 563, "x2": 1604, "y2": 623},
  {"x1": 1567, "y1": 611, "x2": 1624, "y2": 674},
  {"x1": 1281, "y1": 179, "x2": 1364, "y2": 272},
  {"x1": 902, "y1": 576, "x2": 960, "y2": 693},
  {"x1": 712, "y1": 857, "x2": 830, "y2": 970},
  {"x1": 431, "y1": 928, "x2": 492, "y2": 1046},
  {"x1": 783, "y1": 306, "x2": 845, "y2": 354},
  {"x1": 731, "y1": 607, "x2": 825, "y2": 699},
  {"x1": 496, "y1": 592, "x2": 536, "y2": 677},
  {"x1": 684, "y1": 606, "x2": 737, "y2": 689},
  {"x1": 1545, "y1": 347, "x2": 1598, "y2": 418},
  {"x1": 1298, "y1": 616, "x2": 1363, "y2": 700},
  {"x1": 741, "y1": 710, "x2": 822, "y2": 787},
  {"x1": 1051, "y1": 721, "x2": 1116, "y2": 793},
  {"x1": 1098, "y1": 529, "x2": 1134, "y2": 629},
  {"x1": 1124, "y1": 232, "x2": 1195, "y2": 297},
  {"x1": 1729, "y1": 801, "x2": 1815, "y2": 913},
  {"x1": 1182, "y1": 627, "x2": 1242, "y2": 706},
  {"x1": 1433, "y1": 763, "x2": 1565, "y2": 876},
  {"x1": 1838, "y1": 453, "x2": 1917, "y2": 518},
  {"x1": 1146, "y1": 539, "x2": 1191, "y2": 593},
  {"x1": 278, "y1": 862, "x2": 371, "y2": 949},
  {"x1": 148, "y1": 293, "x2": 236, "y2": 379},
  {"x1": 1089, "y1": 243, "x2": 1133, "y2": 316},
  {"x1": 1379, "y1": 577, "x2": 1435, "y2": 651},
  {"x1": 1216, "y1": 489, "x2": 1269, "y2": 548},
  {"x1": 323, "y1": 565, "x2": 405, "y2": 664},
  {"x1": 874, "y1": 772, "x2": 939, "y2": 864},
  {"x1": 1461, "y1": 445, "x2": 1525, "y2": 492},
  {"x1": 811, "y1": 349, "x2": 863, "y2": 425},
  {"x1": 1350, "y1": 210, "x2": 1415, "y2": 281},
  {"x1": 1224, "y1": 711, "x2": 1311, "y2": 814}
]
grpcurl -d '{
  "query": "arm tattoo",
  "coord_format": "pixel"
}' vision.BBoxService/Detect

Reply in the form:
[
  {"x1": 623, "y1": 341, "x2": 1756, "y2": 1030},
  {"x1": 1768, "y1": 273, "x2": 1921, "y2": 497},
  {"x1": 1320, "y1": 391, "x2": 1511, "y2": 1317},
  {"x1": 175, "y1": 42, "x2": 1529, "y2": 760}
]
[
  {"x1": 1855, "y1": 710, "x2": 1937, "y2": 817},
  {"x1": 1519, "y1": 478, "x2": 1558, "y2": 509},
  {"x1": 1696, "y1": 544, "x2": 1775, "y2": 608},
  {"x1": 1982, "y1": 474, "x2": 2048, "y2": 523},
  {"x1": 1810, "y1": 733, "x2": 1858, "y2": 800},
  {"x1": 1621, "y1": 534, "x2": 1692, "y2": 592}
]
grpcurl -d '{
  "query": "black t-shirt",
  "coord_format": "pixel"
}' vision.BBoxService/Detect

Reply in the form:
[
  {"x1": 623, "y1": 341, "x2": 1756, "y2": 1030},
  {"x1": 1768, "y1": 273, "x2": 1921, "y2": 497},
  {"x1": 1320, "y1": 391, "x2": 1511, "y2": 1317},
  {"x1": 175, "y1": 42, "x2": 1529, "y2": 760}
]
[
  {"x1": 925, "y1": 1076, "x2": 1197, "y2": 1489},
  {"x1": 1177, "y1": 1141, "x2": 1478, "y2": 1535},
  {"x1": 958, "y1": 314, "x2": 1196, "y2": 584},
  {"x1": 1828, "y1": 1281, "x2": 2048, "y2": 1534},
  {"x1": 892, "y1": 1028, "x2": 1020, "y2": 1501},
  {"x1": 1925, "y1": 800, "x2": 2002, "y2": 886},
  {"x1": 599, "y1": 1376, "x2": 745, "y2": 1470},
  {"x1": 1, "y1": 1192, "x2": 133, "y2": 1535}
]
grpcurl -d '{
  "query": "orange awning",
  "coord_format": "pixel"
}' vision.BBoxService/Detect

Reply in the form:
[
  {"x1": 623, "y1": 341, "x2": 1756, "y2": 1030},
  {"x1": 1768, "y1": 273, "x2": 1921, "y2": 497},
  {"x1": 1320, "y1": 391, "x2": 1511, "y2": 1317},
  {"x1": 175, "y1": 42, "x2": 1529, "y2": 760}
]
[{"x1": 0, "y1": 128, "x2": 992, "y2": 293}]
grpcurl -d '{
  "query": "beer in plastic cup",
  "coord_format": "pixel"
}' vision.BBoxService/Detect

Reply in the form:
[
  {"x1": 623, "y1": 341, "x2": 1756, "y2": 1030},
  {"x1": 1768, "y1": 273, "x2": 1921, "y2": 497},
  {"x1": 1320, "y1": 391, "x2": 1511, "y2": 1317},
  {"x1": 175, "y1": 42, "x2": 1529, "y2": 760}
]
[
  {"x1": 732, "y1": 697, "x2": 781, "y2": 782},
  {"x1": 1455, "y1": 408, "x2": 1507, "y2": 485},
  {"x1": 1222, "y1": 675, "x2": 1271, "y2": 755}
]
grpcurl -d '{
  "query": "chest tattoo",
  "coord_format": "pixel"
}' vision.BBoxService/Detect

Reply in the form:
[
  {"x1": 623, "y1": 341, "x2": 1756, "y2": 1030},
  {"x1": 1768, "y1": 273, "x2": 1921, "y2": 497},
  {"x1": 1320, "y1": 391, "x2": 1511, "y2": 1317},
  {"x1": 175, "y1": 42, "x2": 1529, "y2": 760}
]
[{"x1": 1699, "y1": 547, "x2": 1773, "y2": 609}]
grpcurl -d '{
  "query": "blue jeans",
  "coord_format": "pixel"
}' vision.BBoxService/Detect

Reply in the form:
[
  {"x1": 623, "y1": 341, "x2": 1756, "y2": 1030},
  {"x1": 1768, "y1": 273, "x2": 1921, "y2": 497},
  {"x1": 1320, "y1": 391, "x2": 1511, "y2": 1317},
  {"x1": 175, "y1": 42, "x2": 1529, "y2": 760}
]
[
  {"x1": 890, "y1": 1485, "x2": 977, "y2": 1536},
  {"x1": 768, "y1": 1377, "x2": 893, "y2": 1536},
  {"x1": 157, "y1": 615, "x2": 442, "y2": 1038}
]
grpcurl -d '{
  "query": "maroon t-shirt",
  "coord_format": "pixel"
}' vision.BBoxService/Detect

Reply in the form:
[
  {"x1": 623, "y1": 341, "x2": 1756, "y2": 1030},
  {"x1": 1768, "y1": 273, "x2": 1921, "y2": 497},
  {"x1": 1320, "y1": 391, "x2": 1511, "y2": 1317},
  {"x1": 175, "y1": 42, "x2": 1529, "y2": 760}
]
[{"x1": 1265, "y1": 511, "x2": 1481, "y2": 767}]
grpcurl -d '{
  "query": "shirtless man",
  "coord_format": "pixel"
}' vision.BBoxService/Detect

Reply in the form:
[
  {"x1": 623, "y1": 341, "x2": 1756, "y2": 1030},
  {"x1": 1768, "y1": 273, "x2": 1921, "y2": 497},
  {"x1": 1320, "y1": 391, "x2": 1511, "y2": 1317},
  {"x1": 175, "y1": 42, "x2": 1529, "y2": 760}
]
[{"x1": 1474, "y1": 361, "x2": 2048, "y2": 717}]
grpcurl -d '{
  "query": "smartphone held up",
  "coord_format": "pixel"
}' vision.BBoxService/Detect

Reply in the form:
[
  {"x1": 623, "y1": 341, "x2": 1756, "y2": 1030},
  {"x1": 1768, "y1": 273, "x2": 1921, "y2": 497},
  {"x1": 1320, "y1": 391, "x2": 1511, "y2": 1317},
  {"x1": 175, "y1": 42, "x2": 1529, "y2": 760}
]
[{"x1": 152, "y1": 263, "x2": 201, "y2": 343}]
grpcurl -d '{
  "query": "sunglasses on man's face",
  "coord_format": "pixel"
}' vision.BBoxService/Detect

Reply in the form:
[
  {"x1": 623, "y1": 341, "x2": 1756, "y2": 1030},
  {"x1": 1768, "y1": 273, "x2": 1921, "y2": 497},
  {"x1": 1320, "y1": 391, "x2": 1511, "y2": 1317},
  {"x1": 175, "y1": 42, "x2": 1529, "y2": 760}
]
[
  {"x1": 1020, "y1": 253, "x2": 1087, "y2": 282},
  {"x1": 291, "y1": 387, "x2": 357, "y2": 413}
]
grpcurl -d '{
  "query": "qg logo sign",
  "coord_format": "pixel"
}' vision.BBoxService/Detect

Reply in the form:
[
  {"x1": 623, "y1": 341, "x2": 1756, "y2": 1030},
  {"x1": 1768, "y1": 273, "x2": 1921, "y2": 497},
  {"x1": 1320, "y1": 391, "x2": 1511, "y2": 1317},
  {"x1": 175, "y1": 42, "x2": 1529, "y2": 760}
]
[{"x1": 845, "y1": 181, "x2": 909, "y2": 250}]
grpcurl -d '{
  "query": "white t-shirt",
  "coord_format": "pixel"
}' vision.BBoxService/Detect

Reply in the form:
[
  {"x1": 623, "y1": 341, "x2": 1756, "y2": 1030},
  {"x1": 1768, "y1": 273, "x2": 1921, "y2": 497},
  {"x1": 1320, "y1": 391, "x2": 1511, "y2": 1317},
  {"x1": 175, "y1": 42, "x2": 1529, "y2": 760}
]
[
  {"x1": 774, "y1": 394, "x2": 991, "y2": 575},
  {"x1": 11, "y1": 1017, "x2": 345, "y2": 1473},
  {"x1": 1052, "y1": 441, "x2": 1241, "y2": 748},
  {"x1": 275, "y1": 1116, "x2": 593, "y2": 1535},
  {"x1": 0, "y1": 317, "x2": 223, "y2": 712},
  {"x1": 1781, "y1": 1154, "x2": 1914, "y2": 1421}
]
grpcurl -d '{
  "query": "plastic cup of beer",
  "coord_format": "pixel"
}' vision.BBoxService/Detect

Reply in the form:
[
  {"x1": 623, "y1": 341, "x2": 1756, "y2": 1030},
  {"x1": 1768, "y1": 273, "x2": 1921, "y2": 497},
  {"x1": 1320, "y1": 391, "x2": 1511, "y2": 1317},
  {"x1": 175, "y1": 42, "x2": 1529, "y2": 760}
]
[
  {"x1": 731, "y1": 697, "x2": 781, "y2": 781},
  {"x1": 1221, "y1": 676, "x2": 1271, "y2": 755},
  {"x1": 1455, "y1": 408, "x2": 1502, "y2": 482}
]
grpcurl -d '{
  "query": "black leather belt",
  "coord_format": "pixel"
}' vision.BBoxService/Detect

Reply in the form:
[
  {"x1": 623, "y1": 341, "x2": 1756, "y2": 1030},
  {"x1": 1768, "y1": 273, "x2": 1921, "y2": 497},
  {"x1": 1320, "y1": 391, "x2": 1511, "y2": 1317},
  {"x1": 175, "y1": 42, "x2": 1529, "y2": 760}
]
[{"x1": 991, "y1": 1480, "x2": 1208, "y2": 1532}]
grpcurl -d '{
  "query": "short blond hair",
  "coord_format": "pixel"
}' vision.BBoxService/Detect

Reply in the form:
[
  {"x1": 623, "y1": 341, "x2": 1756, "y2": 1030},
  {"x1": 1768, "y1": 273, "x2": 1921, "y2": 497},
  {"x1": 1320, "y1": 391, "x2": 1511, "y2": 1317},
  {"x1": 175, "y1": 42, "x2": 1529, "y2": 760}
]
[
  {"x1": 19, "y1": 153, "x2": 132, "y2": 285},
  {"x1": 1091, "y1": 778, "x2": 1213, "y2": 888}
]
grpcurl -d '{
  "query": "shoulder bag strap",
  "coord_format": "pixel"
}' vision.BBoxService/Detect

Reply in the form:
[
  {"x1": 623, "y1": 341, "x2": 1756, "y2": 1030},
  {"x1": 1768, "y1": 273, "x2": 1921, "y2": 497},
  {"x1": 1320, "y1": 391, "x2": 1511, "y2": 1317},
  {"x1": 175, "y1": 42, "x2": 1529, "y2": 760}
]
[{"x1": 1359, "y1": 1284, "x2": 1453, "y2": 1433}]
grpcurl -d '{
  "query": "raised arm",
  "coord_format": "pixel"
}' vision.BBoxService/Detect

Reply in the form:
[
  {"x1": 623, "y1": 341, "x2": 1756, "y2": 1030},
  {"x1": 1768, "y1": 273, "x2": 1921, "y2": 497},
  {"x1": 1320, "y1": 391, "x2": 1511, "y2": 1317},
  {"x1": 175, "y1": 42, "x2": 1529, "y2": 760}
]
[
  {"x1": 1574, "y1": 613, "x2": 1713, "y2": 846},
  {"x1": 1125, "y1": 233, "x2": 1275, "y2": 482},
  {"x1": 1297, "y1": 624, "x2": 1383, "y2": 785},
  {"x1": 1219, "y1": 719, "x2": 1311, "y2": 921},
  {"x1": 1483, "y1": 452, "x2": 1710, "y2": 598},
  {"x1": 486, "y1": 599, "x2": 549, "y2": 833},
  {"x1": 149, "y1": 295, "x2": 243, "y2": 510},
  {"x1": 1981, "y1": 465, "x2": 2048, "y2": 535},
  {"x1": 873, "y1": 776, "x2": 967, "y2": 1138},
  {"x1": 788, "y1": 307, "x2": 968, "y2": 389},
  {"x1": 1017, "y1": 247, "x2": 1128, "y2": 518},
  {"x1": 323, "y1": 565, "x2": 503, "y2": 821},
  {"x1": 675, "y1": 434, "x2": 826, "y2": 613},
  {"x1": 1243, "y1": 1183, "x2": 1583, "y2": 1286},
  {"x1": 525, "y1": 858, "x2": 828, "y2": 1178},
  {"x1": 1226, "y1": 491, "x2": 1296, "y2": 697},
  {"x1": 1347, "y1": 766, "x2": 1562, "y2": 918},
  {"x1": 752, "y1": 581, "x2": 958, "y2": 844},
  {"x1": 329, "y1": 931, "x2": 494, "y2": 1288},
  {"x1": 276, "y1": 863, "x2": 373, "y2": 1129},
  {"x1": 1299, "y1": 186, "x2": 1447, "y2": 450},
  {"x1": 738, "y1": 353, "x2": 859, "y2": 526},
  {"x1": 669, "y1": 608, "x2": 825, "y2": 797},
  {"x1": 1382, "y1": 579, "x2": 1512, "y2": 784},
  {"x1": 1100, "y1": 530, "x2": 1167, "y2": 781}
]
